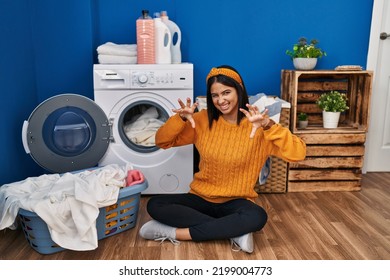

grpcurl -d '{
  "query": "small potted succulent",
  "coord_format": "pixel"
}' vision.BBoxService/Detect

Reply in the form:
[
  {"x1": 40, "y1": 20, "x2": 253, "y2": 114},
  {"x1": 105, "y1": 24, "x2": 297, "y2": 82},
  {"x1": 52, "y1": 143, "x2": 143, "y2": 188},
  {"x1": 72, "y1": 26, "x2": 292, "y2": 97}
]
[
  {"x1": 286, "y1": 37, "x2": 326, "y2": 70},
  {"x1": 298, "y1": 112, "x2": 309, "y2": 129},
  {"x1": 316, "y1": 90, "x2": 349, "y2": 128}
]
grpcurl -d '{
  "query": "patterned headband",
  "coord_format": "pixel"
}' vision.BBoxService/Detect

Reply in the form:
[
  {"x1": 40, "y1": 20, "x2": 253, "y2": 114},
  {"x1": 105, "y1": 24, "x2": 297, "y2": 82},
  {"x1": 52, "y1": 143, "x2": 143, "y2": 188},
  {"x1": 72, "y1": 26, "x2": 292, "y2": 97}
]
[{"x1": 206, "y1": 67, "x2": 243, "y2": 85}]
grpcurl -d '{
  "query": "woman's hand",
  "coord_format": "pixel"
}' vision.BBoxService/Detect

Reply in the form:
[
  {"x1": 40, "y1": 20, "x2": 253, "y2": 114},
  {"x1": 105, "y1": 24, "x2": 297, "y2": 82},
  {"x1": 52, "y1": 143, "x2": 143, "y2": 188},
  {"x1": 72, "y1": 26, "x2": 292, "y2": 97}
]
[
  {"x1": 240, "y1": 104, "x2": 272, "y2": 138},
  {"x1": 172, "y1": 97, "x2": 198, "y2": 128}
]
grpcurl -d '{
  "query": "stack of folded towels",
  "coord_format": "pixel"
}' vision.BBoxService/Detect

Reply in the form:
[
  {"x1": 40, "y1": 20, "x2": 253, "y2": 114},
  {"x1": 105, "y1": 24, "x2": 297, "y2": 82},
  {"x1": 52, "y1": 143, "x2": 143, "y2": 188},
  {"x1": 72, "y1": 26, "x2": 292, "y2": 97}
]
[{"x1": 97, "y1": 42, "x2": 137, "y2": 64}]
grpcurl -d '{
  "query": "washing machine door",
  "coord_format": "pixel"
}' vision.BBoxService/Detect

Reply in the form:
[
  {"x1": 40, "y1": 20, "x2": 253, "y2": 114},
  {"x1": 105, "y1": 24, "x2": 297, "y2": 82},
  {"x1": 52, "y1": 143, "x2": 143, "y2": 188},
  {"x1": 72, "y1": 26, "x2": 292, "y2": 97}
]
[{"x1": 22, "y1": 94, "x2": 110, "y2": 173}]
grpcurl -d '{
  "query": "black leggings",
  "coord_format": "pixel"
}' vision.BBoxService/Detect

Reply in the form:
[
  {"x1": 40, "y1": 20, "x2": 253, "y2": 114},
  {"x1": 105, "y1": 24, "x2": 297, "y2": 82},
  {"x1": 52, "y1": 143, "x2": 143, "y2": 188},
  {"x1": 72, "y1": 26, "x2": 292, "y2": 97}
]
[{"x1": 146, "y1": 193, "x2": 268, "y2": 241}]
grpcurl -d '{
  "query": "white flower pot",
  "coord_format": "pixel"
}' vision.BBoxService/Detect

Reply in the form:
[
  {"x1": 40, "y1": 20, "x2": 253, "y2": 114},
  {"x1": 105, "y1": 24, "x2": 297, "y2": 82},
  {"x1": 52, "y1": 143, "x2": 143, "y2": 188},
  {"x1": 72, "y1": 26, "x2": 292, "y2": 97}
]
[
  {"x1": 322, "y1": 111, "x2": 340, "y2": 128},
  {"x1": 293, "y1": 58, "x2": 317, "y2": 70}
]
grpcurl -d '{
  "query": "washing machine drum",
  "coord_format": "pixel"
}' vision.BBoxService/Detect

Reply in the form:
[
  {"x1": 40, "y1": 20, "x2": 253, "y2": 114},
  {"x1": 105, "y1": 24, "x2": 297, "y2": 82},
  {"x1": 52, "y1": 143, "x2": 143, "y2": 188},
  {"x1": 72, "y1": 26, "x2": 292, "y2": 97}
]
[{"x1": 22, "y1": 94, "x2": 110, "y2": 173}]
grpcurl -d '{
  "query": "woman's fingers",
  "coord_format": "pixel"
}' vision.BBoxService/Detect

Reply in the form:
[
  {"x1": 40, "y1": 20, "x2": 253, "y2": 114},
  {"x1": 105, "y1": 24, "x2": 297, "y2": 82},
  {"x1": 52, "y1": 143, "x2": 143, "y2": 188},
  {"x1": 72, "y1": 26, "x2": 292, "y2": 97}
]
[
  {"x1": 178, "y1": 98, "x2": 196, "y2": 110},
  {"x1": 239, "y1": 108, "x2": 250, "y2": 117},
  {"x1": 186, "y1": 97, "x2": 192, "y2": 107},
  {"x1": 178, "y1": 98, "x2": 186, "y2": 108},
  {"x1": 261, "y1": 108, "x2": 269, "y2": 118},
  {"x1": 241, "y1": 105, "x2": 270, "y2": 138},
  {"x1": 174, "y1": 97, "x2": 197, "y2": 128}
]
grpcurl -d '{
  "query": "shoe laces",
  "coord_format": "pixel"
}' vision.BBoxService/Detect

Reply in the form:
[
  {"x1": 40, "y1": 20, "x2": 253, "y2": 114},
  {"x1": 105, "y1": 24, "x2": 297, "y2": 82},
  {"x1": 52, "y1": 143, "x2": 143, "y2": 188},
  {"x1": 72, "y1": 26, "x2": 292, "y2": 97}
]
[{"x1": 155, "y1": 237, "x2": 180, "y2": 246}]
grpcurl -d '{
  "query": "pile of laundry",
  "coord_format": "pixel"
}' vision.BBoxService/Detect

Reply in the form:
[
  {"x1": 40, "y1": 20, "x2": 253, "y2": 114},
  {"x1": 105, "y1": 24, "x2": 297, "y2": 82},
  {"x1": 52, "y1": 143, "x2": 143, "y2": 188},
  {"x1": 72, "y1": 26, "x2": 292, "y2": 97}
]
[
  {"x1": 124, "y1": 106, "x2": 165, "y2": 146},
  {"x1": 97, "y1": 42, "x2": 137, "y2": 64},
  {"x1": 0, "y1": 164, "x2": 142, "y2": 251}
]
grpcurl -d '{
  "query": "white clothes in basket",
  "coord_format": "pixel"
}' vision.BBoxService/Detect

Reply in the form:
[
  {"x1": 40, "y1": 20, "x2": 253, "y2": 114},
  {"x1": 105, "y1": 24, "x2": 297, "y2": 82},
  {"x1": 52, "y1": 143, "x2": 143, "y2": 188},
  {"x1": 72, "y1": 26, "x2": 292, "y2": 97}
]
[{"x1": 0, "y1": 164, "x2": 131, "y2": 251}]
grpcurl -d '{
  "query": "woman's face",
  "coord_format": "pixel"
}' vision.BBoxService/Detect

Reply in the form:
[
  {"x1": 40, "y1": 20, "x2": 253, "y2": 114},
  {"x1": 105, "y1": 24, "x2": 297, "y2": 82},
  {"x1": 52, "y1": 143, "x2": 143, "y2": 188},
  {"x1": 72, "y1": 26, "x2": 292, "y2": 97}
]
[{"x1": 210, "y1": 82, "x2": 239, "y2": 121}]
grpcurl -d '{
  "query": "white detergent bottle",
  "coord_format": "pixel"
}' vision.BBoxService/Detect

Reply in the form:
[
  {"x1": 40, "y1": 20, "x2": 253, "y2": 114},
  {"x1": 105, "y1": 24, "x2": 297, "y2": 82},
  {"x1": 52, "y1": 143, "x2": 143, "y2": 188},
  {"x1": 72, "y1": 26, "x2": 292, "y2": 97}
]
[
  {"x1": 160, "y1": 10, "x2": 182, "y2": 64},
  {"x1": 154, "y1": 13, "x2": 171, "y2": 64}
]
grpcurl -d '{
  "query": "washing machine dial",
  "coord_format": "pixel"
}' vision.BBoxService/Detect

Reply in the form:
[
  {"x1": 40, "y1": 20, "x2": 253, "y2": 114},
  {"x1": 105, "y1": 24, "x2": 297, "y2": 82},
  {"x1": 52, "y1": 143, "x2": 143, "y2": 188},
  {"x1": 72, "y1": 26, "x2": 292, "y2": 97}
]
[{"x1": 137, "y1": 73, "x2": 149, "y2": 84}]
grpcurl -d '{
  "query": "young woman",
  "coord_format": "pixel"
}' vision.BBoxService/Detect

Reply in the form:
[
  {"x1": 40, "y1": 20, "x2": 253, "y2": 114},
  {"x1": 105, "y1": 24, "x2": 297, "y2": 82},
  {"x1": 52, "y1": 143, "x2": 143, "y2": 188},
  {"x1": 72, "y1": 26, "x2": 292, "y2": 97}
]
[{"x1": 139, "y1": 65, "x2": 306, "y2": 253}]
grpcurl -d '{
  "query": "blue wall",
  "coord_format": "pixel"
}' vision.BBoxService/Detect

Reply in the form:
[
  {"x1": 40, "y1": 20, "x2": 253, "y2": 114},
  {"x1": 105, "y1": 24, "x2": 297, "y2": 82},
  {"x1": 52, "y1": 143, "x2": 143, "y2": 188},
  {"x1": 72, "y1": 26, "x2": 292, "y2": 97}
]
[{"x1": 0, "y1": 0, "x2": 373, "y2": 185}]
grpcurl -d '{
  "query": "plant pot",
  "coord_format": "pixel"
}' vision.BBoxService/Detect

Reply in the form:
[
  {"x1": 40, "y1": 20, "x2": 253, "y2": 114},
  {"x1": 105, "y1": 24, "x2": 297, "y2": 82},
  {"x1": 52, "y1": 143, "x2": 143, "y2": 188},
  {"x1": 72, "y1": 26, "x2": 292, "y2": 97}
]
[
  {"x1": 322, "y1": 111, "x2": 340, "y2": 128},
  {"x1": 298, "y1": 120, "x2": 309, "y2": 129},
  {"x1": 293, "y1": 58, "x2": 317, "y2": 70}
]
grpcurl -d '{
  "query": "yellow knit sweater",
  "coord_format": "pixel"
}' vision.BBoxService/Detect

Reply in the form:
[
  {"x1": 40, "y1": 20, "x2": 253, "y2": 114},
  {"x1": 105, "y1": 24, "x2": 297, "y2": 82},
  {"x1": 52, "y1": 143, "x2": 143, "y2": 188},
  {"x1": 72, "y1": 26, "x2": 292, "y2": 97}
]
[{"x1": 156, "y1": 110, "x2": 306, "y2": 203}]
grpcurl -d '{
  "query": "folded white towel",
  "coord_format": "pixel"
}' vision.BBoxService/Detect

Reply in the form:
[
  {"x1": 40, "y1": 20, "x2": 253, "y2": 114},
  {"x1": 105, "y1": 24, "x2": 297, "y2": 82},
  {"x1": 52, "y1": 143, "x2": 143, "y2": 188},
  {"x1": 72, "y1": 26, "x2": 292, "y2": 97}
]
[
  {"x1": 98, "y1": 54, "x2": 137, "y2": 64},
  {"x1": 97, "y1": 42, "x2": 137, "y2": 56}
]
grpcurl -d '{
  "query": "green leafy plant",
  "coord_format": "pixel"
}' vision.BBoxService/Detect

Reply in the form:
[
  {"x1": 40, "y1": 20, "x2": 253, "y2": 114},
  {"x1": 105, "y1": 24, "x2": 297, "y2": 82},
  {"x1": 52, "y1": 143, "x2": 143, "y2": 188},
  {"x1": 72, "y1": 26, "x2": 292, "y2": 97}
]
[
  {"x1": 298, "y1": 112, "x2": 308, "y2": 121},
  {"x1": 286, "y1": 37, "x2": 326, "y2": 59},
  {"x1": 316, "y1": 91, "x2": 349, "y2": 112}
]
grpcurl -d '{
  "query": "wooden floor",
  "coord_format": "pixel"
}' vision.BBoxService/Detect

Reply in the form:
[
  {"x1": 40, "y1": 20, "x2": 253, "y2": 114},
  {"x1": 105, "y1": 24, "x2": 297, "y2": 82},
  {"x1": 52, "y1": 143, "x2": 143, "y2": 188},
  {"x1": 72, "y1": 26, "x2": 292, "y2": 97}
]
[{"x1": 1, "y1": 172, "x2": 390, "y2": 260}]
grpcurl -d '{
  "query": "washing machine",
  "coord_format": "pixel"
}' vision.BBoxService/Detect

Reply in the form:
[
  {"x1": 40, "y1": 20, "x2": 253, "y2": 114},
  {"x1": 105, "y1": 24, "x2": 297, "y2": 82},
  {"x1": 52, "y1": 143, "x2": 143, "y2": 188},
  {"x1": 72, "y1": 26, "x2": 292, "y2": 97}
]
[
  {"x1": 93, "y1": 63, "x2": 194, "y2": 194},
  {"x1": 21, "y1": 63, "x2": 194, "y2": 194}
]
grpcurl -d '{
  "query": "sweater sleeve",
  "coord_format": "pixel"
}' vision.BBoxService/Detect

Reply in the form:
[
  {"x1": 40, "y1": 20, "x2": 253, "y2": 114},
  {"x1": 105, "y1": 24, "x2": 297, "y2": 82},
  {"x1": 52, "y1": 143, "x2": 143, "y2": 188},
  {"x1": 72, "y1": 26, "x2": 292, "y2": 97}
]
[
  {"x1": 263, "y1": 123, "x2": 306, "y2": 162},
  {"x1": 155, "y1": 114, "x2": 196, "y2": 149}
]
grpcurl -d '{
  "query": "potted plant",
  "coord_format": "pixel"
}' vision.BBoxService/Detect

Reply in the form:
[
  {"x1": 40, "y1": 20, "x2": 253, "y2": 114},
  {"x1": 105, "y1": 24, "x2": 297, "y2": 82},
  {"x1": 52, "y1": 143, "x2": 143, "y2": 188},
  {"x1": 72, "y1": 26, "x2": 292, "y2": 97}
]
[
  {"x1": 298, "y1": 112, "x2": 309, "y2": 129},
  {"x1": 316, "y1": 90, "x2": 349, "y2": 128},
  {"x1": 286, "y1": 37, "x2": 326, "y2": 70}
]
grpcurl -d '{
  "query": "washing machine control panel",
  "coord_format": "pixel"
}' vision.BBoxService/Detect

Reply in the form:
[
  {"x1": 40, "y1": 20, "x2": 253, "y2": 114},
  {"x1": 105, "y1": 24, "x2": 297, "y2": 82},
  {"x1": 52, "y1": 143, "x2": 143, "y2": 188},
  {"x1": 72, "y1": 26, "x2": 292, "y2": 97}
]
[
  {"x1": 131, "y1": 70, "x2": 193, "y2": 89},
  {"x1": 93, "y1": 64, "x2": 193, "y2": 90}
]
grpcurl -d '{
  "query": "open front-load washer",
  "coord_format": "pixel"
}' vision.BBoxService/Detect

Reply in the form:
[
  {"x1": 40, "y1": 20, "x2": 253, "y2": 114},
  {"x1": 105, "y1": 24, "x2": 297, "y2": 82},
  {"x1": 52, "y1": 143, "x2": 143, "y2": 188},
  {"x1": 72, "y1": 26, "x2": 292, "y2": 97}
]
[
  {"x1": 93, "y1": 63, "x2": 194, "y2": 194},
  {"x1": 22, "y1": 94, "x2": 111, "y2": 173},
  {"x1": 22, "y1": 64, "x2": 194, "y2": 194}
]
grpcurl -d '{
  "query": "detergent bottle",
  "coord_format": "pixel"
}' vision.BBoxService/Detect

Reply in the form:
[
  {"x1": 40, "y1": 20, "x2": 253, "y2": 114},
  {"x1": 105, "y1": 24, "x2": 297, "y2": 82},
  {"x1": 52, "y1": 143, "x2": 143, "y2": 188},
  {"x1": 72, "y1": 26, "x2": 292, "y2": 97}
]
[
  {"x1": 160, "y1": 11, "x2": 182, "y2": 64},
  {"x1": 153, "y1": 12, "x2": 171, "y2": 64},
  {"x1": 136, "y1": 10, "x2": 155, "y2": 64}
]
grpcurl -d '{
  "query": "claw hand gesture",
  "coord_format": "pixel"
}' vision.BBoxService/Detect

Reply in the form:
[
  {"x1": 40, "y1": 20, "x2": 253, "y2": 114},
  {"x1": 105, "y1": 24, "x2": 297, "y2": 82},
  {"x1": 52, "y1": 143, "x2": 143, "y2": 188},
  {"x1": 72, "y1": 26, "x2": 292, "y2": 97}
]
[
  {"x1": 240, "y1": 104, "x2": 270, "y2": 138},
  {"x1": 172, "y1": 97, "x2": 198, "y2": 128}
]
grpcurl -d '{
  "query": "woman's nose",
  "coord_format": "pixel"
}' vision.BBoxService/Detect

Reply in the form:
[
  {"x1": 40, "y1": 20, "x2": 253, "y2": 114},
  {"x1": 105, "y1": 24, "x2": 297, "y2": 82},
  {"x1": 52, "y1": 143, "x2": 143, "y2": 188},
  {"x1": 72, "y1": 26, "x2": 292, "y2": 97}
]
[{"x1": 217, "y1": 96, "x2": 225, "y2": 104}]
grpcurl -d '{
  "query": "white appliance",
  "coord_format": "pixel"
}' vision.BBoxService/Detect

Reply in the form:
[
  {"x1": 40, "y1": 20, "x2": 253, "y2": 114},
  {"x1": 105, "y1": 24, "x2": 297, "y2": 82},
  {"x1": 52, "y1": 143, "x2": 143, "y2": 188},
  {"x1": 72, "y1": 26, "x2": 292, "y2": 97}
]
[
  {"x1": 21, "y1": 63, "x2": 193, "y2": 195},
  {"x1": 93, "y1": 63, "x2": 194, "y2": 194}
]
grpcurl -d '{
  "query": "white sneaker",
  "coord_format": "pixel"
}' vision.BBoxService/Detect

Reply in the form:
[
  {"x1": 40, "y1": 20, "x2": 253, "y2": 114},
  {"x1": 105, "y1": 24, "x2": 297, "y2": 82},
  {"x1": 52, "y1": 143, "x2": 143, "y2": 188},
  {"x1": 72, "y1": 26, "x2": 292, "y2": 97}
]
[
  {"x1": 231, "y1": 233, "x2": 254, "y2": 253},
  {"x1": 139, "y1": 220, "x2": 180, "y2": 245}
]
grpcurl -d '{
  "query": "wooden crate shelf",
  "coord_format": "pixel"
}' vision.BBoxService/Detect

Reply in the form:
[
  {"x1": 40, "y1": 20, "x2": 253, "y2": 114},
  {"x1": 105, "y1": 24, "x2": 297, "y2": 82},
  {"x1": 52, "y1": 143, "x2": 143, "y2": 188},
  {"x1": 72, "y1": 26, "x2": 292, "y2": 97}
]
[
  {"x1": 281, "y1": 70, "x2": 373, "y2": 192},
  {"x1": 281, "y1": 70, "x2": 373, "y2": 134},
  {"x1": 288, "y1": 133, "x2": 365, "y2": 192}
]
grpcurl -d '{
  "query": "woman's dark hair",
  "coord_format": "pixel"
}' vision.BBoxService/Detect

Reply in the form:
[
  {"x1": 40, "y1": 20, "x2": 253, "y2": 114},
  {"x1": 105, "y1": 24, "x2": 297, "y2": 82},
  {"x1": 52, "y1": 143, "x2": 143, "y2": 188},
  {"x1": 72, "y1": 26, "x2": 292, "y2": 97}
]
[{"x1": 206, "y1": 65, "x2": 249, "y2": 129}]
